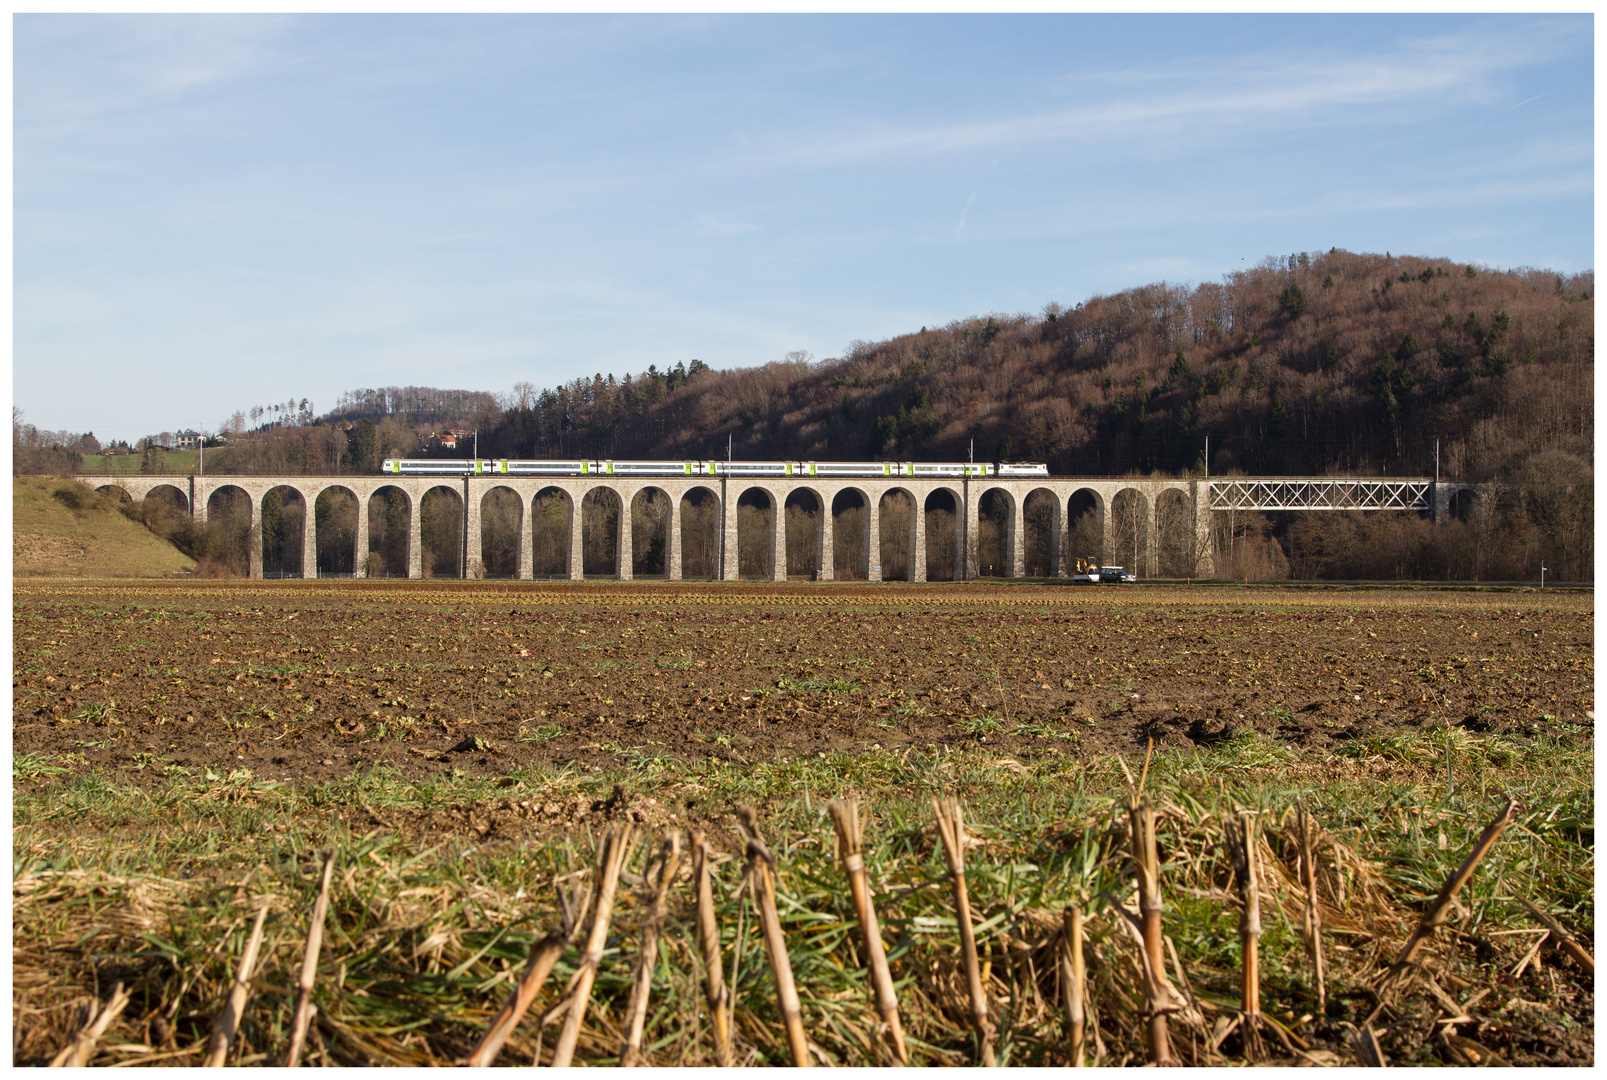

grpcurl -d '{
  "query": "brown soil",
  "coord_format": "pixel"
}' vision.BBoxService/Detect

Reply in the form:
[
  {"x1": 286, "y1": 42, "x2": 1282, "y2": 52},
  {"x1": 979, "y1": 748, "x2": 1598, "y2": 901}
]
[{"x1": 13, "y1": 580, "x2": 1593, "y2": 789}]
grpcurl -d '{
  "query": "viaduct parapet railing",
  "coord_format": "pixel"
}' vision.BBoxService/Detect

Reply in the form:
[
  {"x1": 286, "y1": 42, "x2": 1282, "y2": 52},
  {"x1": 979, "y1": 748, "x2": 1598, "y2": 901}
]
[{"x1": 73, "y1": 473, "x2": 1480, "y2": 583}]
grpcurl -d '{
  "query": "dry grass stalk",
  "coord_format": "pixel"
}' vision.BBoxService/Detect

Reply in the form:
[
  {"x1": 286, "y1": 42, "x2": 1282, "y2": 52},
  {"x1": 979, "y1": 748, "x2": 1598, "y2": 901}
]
[
  {"x1": 1509, "y1": 929, "x2": 1549, "y2": 981},
  {"x1": 550, "y1": 822, "x2": 637, "y2": 1068},
  {"x1": 285, "y1": 851, "x2": 336, "y2": 1068},
  {"x1": 1222, "y1": 810, "x2": 1266, "y2": 1059},
  {"x1": 737, "y1": 807, "x2": 812, "y2": 1068},
  {"x1": 1351, "y1": 1023, "x2": 1388, "y2": 1067},
  {"x1": 1381, "y1": 797, "x2": 1518, "y2": 991},
  {"x1": 1060, "y1": 907, "x2": 1085, "y2": 1068},
  {"x1": 1297, "y1": 803, "x2": 1327, "y2": 1012},
  {"x1": 1422, "y1": 974, "x2": 1473, "y2": 1023},
  {"x1": 621, "y1": 832, "x2": 683, "y2": 1067},
  {"x1": 1223, "y1": 812, "x2": 1261, "y2": 1018},
  {"x1": 933, "y1": 797, "x2": 996, "y2": 1067},
  {"x1": 827, "y1": 798, "x2": 909, "y2": 1066},
  {"x1": 465, "y1": 884, "x2": 586, "y2": 1067},
  {"x1": 1442, "y1": 1031, "x2": 1510, "y2": 1067},
  {"x1": 1518, "y1": 897, "x2": 1595, "y2": 975},
  {"x1": 47, "y1": 981, "x2": 130, "y2": 1067},
  {"x1": 1128, "y1": 799, "x2": 1174, "y2": 1066},
  {"x1": 203, "y1": 902, "x2": 270, "y2": 1067},
  {"x1": 692, "y1": 832, "x2": 734, "y2": 1067},
  {"x1": 1136, "y1": 737, "x2": 1155, "y2": 799}
]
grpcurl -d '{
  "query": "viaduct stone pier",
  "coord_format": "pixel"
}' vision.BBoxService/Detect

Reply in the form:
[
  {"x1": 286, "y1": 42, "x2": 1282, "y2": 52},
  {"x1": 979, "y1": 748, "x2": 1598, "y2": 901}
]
[{"x1": 75, "y1": 472, "x2": 1473, "y2": 583}]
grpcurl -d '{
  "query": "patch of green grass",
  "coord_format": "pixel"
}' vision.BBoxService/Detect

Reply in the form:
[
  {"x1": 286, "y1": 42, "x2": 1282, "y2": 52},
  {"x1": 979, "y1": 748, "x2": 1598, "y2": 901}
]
[
  {"x1": 1333, "y1": 725, "x2": 1519, "y2": 767},
  {"x1": 1207, "y1": 729, "x2": 1299, "y2": 771},
  {"x1": 612, "y1": 746, "x2": 681, "y2": 775},
  {"x1": 518, "y1": 722, "x2": 564, "y2": 742},
  {"x1": 80, "y1": 450, "x2": 199, "y2": 474},
  {"x1": 959, "y1": 715, "x2": 1004, "y2": 735},
  {"x1": 13, "y1": 753, "x2": 69, "y2": 779},
  {"x1": 368, "y1": 717, "x2": 420, "y2": 741},
  {"x1": 449, "y1": 735, "x2": 498, "y2": 754}
]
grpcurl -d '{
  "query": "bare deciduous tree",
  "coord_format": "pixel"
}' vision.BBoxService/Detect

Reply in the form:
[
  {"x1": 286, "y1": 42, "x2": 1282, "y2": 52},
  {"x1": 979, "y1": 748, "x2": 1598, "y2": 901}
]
[{"x1": 530, "y1": 490, "x2": 571, "y2": 577}]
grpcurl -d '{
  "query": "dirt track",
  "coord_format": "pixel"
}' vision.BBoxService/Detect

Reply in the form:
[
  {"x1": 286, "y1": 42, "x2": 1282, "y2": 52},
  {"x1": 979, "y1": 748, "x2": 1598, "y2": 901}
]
[{"x1": 13, "y1": 580, "x2": 1593, "y2": 788}]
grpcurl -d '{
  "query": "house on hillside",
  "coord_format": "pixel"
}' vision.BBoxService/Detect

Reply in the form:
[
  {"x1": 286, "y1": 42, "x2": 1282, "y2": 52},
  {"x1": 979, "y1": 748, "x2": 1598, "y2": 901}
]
[
  {"x1": 174, "y1": 429, "x2": 203, "y2": 451},
  {"x1": 425, "y1": 429, "x2": 478, "y2": 453}
]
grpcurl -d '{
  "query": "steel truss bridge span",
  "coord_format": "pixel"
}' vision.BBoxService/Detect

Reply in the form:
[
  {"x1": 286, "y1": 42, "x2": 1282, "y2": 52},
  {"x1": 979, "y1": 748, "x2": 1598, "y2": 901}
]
[{"x1": 1208, "y1": 478, "x2": 1432, "y2": 512}]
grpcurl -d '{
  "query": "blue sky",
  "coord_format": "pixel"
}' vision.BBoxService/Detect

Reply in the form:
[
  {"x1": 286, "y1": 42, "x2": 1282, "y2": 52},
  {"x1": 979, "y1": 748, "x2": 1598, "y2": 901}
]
[{"x1": 14, "y1": 14, "x2": 1594, "y2": 443}]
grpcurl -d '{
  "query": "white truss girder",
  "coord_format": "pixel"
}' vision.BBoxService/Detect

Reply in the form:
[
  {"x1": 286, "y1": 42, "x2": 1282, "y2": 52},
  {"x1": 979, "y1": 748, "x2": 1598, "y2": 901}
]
[{"x1": 1208, "y1": 478, "x2": 1432, "y2": 512}]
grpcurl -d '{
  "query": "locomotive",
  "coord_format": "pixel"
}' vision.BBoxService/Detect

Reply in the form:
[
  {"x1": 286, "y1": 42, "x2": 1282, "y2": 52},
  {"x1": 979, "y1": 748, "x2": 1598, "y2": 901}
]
[{"x1": 381, "y1": 459, "x2": 1050, "y2": 478}]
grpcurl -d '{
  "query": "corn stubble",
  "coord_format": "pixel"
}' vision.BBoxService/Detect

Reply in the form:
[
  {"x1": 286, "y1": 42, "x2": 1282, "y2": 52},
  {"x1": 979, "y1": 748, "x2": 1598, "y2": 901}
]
[
  {"x1": 17, "y1": 777, "x2": 1583, "y2": 1068},
  {"x1": 828, "y1": 798, "x2": 909, "y2": 1065}
]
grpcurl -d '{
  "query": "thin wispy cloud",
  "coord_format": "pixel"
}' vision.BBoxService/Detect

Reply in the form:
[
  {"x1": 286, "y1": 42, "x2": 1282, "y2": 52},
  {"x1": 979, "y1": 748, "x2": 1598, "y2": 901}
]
[
  {"x1": 695, "y1": 213, "x2": 762, "y2": 235},
  {"x1": 955, "y1": 192, "x2": 978, "y2": 238},
  {"x1": 752, "y1": 23, "x2": 1579, "y2": 170},
  {"x1": 16, "y1": 15, "x2": 298, "y2": 125}
]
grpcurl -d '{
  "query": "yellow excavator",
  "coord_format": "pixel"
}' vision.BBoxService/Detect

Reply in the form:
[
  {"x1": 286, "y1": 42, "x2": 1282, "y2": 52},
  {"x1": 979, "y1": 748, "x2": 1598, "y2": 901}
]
[{"x1": 1073, "y1": 557, "x2": 1136, "y2": 584}]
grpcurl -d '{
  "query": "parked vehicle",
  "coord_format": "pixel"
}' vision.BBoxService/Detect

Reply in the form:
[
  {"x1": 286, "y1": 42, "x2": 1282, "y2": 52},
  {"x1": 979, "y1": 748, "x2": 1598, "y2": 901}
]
[{"x1": 1072, "y1": 557, "x2": 1136, "y2": 584}]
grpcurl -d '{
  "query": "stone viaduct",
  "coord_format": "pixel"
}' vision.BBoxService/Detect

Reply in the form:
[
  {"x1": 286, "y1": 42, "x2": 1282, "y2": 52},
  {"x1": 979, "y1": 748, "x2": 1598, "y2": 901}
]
[{"x1": 75, "y1": 472, "x2": 1474, "y2": 583}]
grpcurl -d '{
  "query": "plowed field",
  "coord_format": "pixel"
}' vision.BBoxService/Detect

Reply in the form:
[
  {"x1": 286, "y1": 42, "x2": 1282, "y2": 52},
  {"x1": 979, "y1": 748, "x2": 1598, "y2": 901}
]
[{"x1": 14, "y1": 580, "x2": 1593, "y2": 789}]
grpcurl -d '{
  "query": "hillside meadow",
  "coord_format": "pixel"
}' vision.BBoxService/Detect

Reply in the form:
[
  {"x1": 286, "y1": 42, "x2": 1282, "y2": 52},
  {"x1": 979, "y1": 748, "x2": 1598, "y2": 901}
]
[{"x1": 11, "y1": 476, "x2": 195, "y2": 578}]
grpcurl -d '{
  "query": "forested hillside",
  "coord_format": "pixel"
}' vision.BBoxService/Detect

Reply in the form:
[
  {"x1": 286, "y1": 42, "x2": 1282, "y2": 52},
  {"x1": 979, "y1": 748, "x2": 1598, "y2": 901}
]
[
  {"x1": 485, "y1": 249, "x2": 1591, "y2": 484},
  {"x1": 474, "y1": 248, "x2": 1592, "y2": 582}
]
